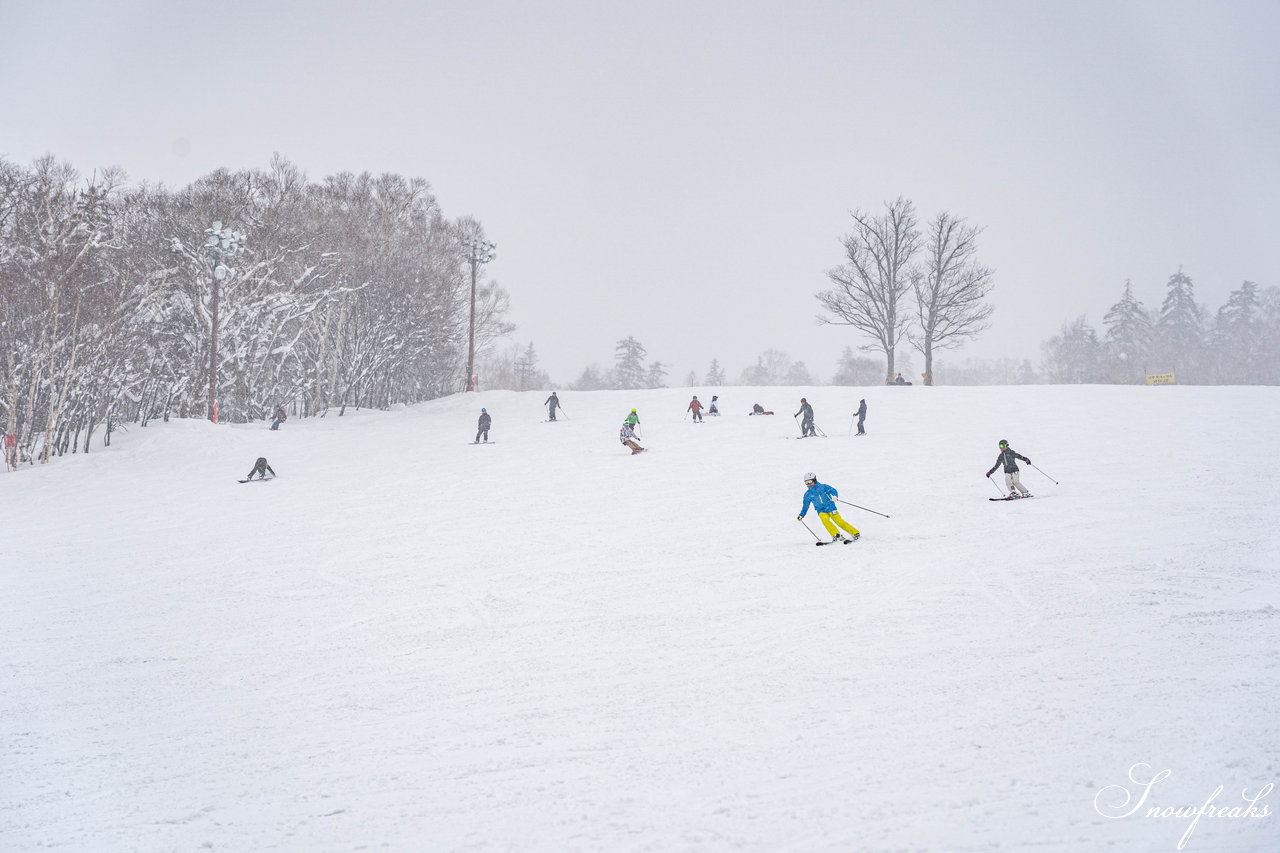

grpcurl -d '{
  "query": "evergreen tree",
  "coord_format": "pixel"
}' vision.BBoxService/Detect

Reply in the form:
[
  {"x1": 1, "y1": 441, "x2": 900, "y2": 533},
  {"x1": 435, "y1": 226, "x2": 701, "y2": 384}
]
[
  {"x1": 1152, "y1": 268, "x2": 1204, "y2": 381},
  {"x1": 684, "y1": 370, "x2": 699, "y2": 387},
  {"x1": 1101, "y1": 280, "x2": 1152, "y2": 383},
  {"x1": 704, "y1": 358, "x2": 726, "y2": 386},
  {"x1": 645, "y1": 361, "x2": 668, "y2": 389},
  {"x1": 1211, "y1": 280, "x2": 1262, "y2": 383},
  {"x1": 613, "y1": 336, "x2": 648, "y2": 390}
]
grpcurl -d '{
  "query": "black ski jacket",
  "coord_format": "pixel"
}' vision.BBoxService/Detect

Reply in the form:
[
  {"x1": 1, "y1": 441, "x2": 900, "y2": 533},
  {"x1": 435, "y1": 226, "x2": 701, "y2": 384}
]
[
  {"x1": 544, "y1": 395, "x2": 559, "y2": 411},
  {"x1": 987, "y1": 447, "x2": 1029, "y2": 475},
  {"x1": 794, "y1": 402, "x2": 813, "y2": 421},
  {"x1": 478, "y1": 412, "x2": 492, "y2": 430},
  {"x1": 856, "y1": 401, "x2": 867, "y2": 419}
]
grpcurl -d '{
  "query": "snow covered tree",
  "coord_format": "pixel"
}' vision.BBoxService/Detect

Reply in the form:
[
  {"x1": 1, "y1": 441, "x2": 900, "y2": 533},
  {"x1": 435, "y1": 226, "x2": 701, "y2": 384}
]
[
  {"x1": 1101, "y1": 280, "x2": 1152, "y2": 383},
  {"x1": 614, "y1": 337, "x2": 648, "y2": 390},
  {"x1": 645, "y1": 361, "x2": 668, "y2": 389},
  {"x1": 818, "y1": 198, "x2": 921, "y2": 383},
  {"x1": 1041, "y1": 316, "x2": 1102, "y2": 383},
  {"x1": 831, "y1": 346, "x2": 882, "y2": 385},
  {"x1": 784, "y1": 361, "x2": 813, "y2": 385},
  {"x1": 909, "y1": 212, "x2": 994, "y2": 385},
  {"x1": 684, "y1": 370, "x2": 698, "y2": 386},
  {"x1": 1210, "y1": 281, "x2": 1263, "y2": 384},
  {"x1": 1151, "y1": 267, "x2": 1204, "y2": 382},
  {"x1": 737, "y1": 349, "x2": 791, "y2": 385},
  {"x1": 704, "y1": 358, "x2": 726, "y2": 386},
  {"x1": 571, "y1": 363, "x2": 610, "y2": 391}
]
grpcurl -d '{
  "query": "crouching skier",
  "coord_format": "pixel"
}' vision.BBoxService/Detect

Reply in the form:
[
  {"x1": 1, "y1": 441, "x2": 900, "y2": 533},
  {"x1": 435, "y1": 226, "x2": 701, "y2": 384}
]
[{"x1": 797, "y1": 472, "x2": 859, "y2": 544}]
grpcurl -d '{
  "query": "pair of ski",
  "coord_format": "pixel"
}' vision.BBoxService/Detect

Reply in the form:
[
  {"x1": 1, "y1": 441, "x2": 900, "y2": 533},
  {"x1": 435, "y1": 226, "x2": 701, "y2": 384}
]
[
  {"x1": 989, "y1": 494, "x2": 1033, "y2": 501},
  {"x1": 816, "y1": 535, "x2": 859, "y2": 546}
]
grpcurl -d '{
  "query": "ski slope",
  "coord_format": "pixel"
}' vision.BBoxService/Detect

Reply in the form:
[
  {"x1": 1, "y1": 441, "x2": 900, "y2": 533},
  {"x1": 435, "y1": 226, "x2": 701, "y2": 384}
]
[{"x1": 4, "y1": 385, "x2": 1278, "y2": 852}]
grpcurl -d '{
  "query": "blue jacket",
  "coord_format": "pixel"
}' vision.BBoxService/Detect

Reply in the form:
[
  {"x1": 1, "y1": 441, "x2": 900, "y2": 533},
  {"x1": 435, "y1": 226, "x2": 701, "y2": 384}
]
[{"x1": 799, "y1": 481, "x2": 838, "y2": 517}]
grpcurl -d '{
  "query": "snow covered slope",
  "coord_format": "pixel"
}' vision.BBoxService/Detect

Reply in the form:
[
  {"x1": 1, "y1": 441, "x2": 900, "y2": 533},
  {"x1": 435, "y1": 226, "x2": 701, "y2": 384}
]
[{"x1": 4, "y1": 385, "x2": 1278, "y2": 851}]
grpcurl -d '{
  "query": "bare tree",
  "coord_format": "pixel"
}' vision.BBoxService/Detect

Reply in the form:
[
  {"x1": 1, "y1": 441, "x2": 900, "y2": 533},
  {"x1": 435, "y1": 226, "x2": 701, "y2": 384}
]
[
  {"x1": 909, "y1": 212, "x2": 994, "y2": 385},
  {"x1": 817, "y1": 198, "x2": 920, "y2": 383}
]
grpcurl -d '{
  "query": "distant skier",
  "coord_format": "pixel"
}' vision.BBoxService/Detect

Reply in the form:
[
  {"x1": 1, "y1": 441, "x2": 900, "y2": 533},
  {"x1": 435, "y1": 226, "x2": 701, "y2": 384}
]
[
  {"x1": 270, "y1": 406, "x2": 287, "y2": 431},
  {"x1": 544, "y1": 392, "x2": 561, "y2": 421},
  {"x1": 475, "y1": 408, "x2": 492, "y2": 443},
  {"x1": 687, "y1": 396, "x2": 704, "y2": 422},
  {"x1": 794, "y1": 397, "x2": 816, "y2": 437},
  {"x1": 797, "y1": 472, "x2": 860, "y2": 544},
  {"x1": 986, "y1": 439, "x2": 1032, "y2": 498},
  {"x1": 245, "y1": 457, "x2": 276, "y2": 480},
  {"x1": 750, "y1": 403, "x2": 773, "y2": 416},
  {"x1": 855, "y1": 398, "x2": 867, "y2": 435},
  {"x1": 708, "y1": 395, "x2": 720, "y2": 416},
  {"x1": 620, "y1": 422, "x2": 646, "y2": 454}
]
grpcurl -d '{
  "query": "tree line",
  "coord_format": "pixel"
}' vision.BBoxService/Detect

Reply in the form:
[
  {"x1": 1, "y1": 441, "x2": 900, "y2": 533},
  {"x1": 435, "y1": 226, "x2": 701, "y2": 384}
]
[
  {"x1": 1040, "y1": 271, "x2": 1279, "y2": 384},
  {"x1": 0, "y1": 155, "x2": 511, "y2": 465}
]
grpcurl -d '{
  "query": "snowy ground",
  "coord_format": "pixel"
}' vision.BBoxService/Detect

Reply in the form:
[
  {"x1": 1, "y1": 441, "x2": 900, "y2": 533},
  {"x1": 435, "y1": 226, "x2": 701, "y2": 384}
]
[{"x1": 4, "y1": 385, "x2": 1279, "y2": 852}]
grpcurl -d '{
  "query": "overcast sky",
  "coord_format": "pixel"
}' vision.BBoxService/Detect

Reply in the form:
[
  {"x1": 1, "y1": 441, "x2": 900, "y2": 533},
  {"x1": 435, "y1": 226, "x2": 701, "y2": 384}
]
[{"x1": 3, "y1": 0, "x2": 1277, "y2": 384}]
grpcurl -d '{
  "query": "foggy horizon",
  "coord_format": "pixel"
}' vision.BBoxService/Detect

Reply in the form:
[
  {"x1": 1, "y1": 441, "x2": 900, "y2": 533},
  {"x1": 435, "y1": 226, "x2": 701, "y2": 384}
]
[{"x1": 3, "y1": 0, "x2": 1277, "y2": 384}]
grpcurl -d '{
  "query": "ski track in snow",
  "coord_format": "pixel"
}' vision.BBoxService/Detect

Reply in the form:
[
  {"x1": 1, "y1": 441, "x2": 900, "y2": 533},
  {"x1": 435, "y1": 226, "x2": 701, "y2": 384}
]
[{"x1": 3, "y1": 385, "x2": 1278, "y2": 852}]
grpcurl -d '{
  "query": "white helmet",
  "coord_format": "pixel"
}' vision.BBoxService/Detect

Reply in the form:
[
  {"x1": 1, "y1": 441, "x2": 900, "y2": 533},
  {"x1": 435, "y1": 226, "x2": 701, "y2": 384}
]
[{"x1": 803, "y1": 472, "x2": 816, "y2": 483}]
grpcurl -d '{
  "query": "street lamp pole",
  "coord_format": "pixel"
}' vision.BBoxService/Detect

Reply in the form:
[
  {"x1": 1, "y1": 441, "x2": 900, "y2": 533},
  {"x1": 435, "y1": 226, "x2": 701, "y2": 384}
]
[
  {"x1": 462, "y1": 235, "x2": 496, "y2": 392},
  {"x1": 203, "y1": 221, "x2": 244, "y2": 422}
]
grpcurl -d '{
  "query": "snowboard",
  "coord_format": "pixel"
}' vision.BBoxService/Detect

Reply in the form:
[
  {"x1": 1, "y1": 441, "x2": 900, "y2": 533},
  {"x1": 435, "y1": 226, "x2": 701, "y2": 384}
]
[{"x1": 238, "y1": 478, "x2": 274, "y2": 483}]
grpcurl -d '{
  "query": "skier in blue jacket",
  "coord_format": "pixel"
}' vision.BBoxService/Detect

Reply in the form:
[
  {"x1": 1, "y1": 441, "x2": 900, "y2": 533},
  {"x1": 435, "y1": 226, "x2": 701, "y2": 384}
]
[{"x1": 797, "y1": 472, "x2": 860, "y2": 543}]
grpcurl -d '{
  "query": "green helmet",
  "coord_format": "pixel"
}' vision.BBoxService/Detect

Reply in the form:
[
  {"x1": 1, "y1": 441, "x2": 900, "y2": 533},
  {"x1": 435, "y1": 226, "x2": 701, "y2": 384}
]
[{"x1": 998, "y1": 439, "x2": 1008, "y2": 448}]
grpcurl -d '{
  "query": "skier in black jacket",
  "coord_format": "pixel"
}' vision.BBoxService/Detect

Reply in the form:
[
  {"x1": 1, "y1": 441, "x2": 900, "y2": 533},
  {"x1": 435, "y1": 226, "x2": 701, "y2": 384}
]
[
  {"x1": 986, "y1": 439, "x2": 1032, "y2": 497},
  {"x1": 544, "y1": 392, "x2": 561, "y2": 421},
  {"x1": 794, "y1": 398, "x2": 816, "y2": 437},
  {"x1": 855, "y1": 398, "x2": 867, "y2": 435},
  {"x1": 475, "y1": 408, "x2": 492, "y2": 443}
]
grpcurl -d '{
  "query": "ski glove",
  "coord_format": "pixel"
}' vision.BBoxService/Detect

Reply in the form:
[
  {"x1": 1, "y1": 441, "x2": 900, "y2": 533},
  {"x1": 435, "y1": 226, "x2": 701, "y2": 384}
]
[
  {"x1": 985, "y1": 472, "x2": 991, "y2": 477},
  {"x1": 797, "y1": 515, "x2": 804, "y2": 521},
  {"x1": 1024, "y1": 458, "x2": 1031, "y2": 464}
]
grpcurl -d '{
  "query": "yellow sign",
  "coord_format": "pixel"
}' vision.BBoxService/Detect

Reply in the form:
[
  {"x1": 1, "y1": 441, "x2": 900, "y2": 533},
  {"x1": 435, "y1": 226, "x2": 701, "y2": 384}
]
[{"x1": 1145, "y1": 372, "x2": 1176, "y2": 385}]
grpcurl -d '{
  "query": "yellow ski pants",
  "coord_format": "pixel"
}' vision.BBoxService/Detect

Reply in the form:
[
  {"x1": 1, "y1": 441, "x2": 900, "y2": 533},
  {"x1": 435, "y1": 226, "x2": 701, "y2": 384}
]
[{"x1": 817, "y1": 511, "x2": 860, "y2": 537}]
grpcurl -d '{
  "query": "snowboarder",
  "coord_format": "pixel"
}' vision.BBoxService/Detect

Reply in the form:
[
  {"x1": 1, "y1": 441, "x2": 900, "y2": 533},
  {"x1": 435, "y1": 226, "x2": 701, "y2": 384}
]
[
  {"x1": 270, "y1": 406, "x2": 287, "y2": 430},
  {"x1": 797, "y1": 472, "x2": 860, "y2": 543},
  {"x1": 794, "y1": 397, "x2": 816, "y2": 437},
  {"x1": 986, "y1": 439, "x2": 1033, "y2": 498},
  {"x1": 475, "y1": 408, "x2": 492, "y2": 443},
  {"x1": 750, "y1": 403, "x2": 773, "y2": 416},
  {"x1": 246, "y1": 457, "x2": 276, "y2": 480},
  {"x1": 544, "y1": 391, "x2": 561, "y2": 421},
  {"x1": 687, "y1": 396, "x2": 704, "y2": 422},
  {"x1": 708, "y1": 395, "x2": 720, "y2": 416},
  {"x1": 620, "y1": 422, "x2": 645, "y2": 454},
  {"x1": 855, "y1": 398, "x2": 867, "y2": 435}
]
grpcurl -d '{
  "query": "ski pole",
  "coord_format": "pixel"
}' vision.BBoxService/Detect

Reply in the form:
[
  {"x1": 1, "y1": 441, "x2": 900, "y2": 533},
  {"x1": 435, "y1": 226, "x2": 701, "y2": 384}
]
[
  {"x1": 815, "y1": 424, "x2": 828, "y2": 437},
  {"x1": 797, "y1": 517, "x2": 821, "y2": 541},
  {"x1": 988, "y1": 475, "x2": 1006, "y2": 497},
  {"x1": 835, "y1": 498, "x2": 890, "y2": 518},
  {"x1": 793, "y1": 413, "x2": 804, "y2": 436},
  {"x1": 559, "y1": 408, "x2": 569, "y2": 420},
  {"x1": 1030, "y1": 463, "x2": 1058, "y2": 484},
  {"x1": 848, "y1": 415, "x2": 855, "y2": 436},
  {"x1": 684, "y1": 410, "x2": 689, "y2": 420}
]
